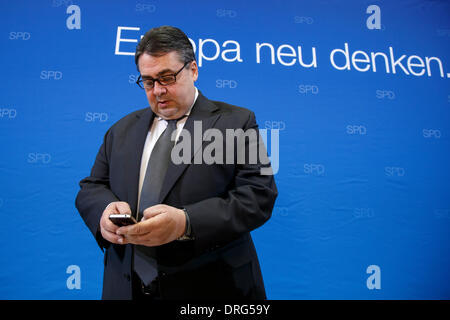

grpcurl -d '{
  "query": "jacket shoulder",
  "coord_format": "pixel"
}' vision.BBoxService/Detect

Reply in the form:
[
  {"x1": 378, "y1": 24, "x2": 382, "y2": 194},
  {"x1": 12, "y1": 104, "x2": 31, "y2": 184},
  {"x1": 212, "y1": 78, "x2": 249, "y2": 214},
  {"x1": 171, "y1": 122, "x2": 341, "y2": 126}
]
[
  {"x1": 208, "y1": 99, "x2": 255, "y2": 119},
  {"x1": 108, "y1": 107, "x2": 149, "y2": 133}
]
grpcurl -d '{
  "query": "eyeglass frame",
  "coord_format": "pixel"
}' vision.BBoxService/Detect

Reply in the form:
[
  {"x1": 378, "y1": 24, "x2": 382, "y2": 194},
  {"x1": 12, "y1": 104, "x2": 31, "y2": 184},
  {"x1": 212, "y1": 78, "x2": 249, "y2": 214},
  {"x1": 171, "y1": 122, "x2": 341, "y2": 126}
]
[{"x1": 136, "y1": 60, "x2": 192, "y2": 90}]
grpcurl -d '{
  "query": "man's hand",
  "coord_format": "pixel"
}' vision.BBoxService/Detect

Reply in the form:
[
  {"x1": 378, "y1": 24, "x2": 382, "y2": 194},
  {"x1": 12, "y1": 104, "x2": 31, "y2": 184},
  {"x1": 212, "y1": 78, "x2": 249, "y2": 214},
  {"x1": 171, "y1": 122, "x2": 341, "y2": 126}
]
[
  {"x1": 116, "y1": 204, "x2": 186, "y2": 247},
  {"x1": 100, "y1": 201, "x2": 132, "y2": 245}
]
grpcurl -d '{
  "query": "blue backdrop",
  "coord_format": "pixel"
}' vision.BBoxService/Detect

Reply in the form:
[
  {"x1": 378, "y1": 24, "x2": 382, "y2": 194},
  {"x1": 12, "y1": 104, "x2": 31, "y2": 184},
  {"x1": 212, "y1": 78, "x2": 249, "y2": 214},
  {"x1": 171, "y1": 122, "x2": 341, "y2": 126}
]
[{"x1": 0, "y1": 0, "x2": 449, "y2": 299}]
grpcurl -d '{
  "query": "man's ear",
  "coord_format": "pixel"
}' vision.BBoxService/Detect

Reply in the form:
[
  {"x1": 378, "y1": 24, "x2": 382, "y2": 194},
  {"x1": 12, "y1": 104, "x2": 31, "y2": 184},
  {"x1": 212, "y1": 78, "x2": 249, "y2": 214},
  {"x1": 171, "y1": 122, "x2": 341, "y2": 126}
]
[{"x1": 190, "y1": 60, "x2": 199, "y2": 82}]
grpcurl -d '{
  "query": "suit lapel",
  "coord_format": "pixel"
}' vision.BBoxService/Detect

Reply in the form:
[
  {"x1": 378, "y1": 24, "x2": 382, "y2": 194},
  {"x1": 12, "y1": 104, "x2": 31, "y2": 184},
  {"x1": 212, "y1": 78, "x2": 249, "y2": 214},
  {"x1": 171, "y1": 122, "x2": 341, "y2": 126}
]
[{"x1": 158, "y1": 93, "x2": 221, "y2": 204}]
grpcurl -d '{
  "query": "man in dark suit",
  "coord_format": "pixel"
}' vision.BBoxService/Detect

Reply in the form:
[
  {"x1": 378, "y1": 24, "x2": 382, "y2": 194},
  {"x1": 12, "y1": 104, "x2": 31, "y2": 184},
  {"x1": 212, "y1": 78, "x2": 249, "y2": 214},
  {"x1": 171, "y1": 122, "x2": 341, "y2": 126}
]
[{"x1": 75, "y1": 26, "x2": 277, "y2": 300}]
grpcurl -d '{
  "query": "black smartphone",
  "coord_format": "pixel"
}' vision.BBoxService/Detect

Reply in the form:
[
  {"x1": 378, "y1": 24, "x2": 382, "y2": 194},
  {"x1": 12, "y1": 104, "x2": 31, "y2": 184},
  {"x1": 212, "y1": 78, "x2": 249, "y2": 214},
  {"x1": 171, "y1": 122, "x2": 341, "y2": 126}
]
[{"x1": 109, "y1": 214, "x2": 137, "y2": 226}]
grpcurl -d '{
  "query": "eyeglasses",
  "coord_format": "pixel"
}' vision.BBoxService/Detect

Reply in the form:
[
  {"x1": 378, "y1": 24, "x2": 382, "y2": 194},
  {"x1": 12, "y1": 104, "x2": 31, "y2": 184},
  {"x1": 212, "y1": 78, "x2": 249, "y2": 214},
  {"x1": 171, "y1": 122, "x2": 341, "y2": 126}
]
[{"x1": 136, "y1": 61, "x2": 191, "y2": 90}]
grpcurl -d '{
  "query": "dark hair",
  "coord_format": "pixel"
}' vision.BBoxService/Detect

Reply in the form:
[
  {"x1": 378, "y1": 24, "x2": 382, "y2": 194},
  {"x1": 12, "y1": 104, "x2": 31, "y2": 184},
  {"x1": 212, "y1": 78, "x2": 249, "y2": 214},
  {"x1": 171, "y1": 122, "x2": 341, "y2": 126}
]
[{"x1": 135, "y1": 26, "x2": 195, "y2": 71}]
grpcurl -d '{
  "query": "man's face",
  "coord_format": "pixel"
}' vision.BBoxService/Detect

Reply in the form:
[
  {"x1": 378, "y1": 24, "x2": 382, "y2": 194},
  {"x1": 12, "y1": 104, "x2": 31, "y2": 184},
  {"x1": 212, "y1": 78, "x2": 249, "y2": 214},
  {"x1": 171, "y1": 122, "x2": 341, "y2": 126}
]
[{"x1": 138, "y1": 51, "x2": 198, "y2": 120}]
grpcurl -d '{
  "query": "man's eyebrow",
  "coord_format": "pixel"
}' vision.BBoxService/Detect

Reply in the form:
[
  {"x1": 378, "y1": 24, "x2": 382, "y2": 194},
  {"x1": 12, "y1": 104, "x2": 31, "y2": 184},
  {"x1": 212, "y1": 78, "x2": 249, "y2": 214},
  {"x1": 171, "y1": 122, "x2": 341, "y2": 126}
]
[{"x1": 141, "y1": 68, "x2": 175, "y2": 79}]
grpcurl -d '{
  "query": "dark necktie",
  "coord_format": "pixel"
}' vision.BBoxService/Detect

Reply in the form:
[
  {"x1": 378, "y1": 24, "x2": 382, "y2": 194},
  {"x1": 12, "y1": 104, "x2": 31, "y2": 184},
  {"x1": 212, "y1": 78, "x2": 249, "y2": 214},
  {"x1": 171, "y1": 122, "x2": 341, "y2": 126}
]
[{"x1": 133, "y1": 115, "x2": 186, "y2": 286}]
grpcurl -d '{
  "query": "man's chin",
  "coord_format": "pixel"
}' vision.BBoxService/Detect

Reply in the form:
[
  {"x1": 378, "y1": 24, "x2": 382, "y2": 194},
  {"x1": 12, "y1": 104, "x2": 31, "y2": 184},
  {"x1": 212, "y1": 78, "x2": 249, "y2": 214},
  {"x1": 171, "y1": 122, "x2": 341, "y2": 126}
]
[{"x1": 156, "y1": 107, "x2": 180, "y2": 120}]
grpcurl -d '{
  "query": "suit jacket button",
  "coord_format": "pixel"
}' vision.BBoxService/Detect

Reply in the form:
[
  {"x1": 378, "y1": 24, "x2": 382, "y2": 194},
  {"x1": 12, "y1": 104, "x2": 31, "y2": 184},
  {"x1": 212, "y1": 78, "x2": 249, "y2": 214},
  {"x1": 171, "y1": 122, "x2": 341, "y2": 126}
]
[{"x1": 123, "y1": 273, "x2": 131, "y2": 281}]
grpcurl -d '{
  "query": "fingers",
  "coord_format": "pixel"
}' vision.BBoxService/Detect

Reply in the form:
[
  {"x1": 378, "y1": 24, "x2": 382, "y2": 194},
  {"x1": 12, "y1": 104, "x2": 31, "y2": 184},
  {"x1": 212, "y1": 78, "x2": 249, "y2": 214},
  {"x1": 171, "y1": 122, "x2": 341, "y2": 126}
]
[
  {"x1": 120, "y1": 230, "x2": 153, "y2": 246},
  {"x1": 105, "y1": 201, "x2": 132, "y2": 217},
  {"x1": 102, "y1": 203, "x2": 184, "y2": 246},
  {"x1": 100, "y1": 201, "x2": 132, "y2": 245},
  {"x1": 116, "y1": 214, "x2": 165, "y2": 246},
  {"x1": 101, "y1": 226, "x2": 127, "y2": 245},
  {"x1": 121, "y1": 205, "x2": 171, "y2": 236},
  {"x1": 117, "y1": 217, "x2": 157, "y2": 236},
  {"x1": 102, "y1": 214, "x2": 118, "y2": 234},
  {"x1": 115, "y1": 201, "x2": 132, "y2": 214},
  {"x1": 120, "y1": 206, "x2": 185, "y2": 246},
  {"x1": 142, "y1": 204, "x2": 167, "y2": 221}
]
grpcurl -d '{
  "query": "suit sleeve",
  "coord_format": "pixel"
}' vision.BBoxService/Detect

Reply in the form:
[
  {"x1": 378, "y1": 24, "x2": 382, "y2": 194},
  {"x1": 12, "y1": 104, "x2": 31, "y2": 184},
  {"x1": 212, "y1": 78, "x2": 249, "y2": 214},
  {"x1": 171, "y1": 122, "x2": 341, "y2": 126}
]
[
  {"x1": 185, "y1": 111, "x2": 278, "y2": 254},
  {"x1": 75, "y1": 129, "x2": 119, "y2": 251}
]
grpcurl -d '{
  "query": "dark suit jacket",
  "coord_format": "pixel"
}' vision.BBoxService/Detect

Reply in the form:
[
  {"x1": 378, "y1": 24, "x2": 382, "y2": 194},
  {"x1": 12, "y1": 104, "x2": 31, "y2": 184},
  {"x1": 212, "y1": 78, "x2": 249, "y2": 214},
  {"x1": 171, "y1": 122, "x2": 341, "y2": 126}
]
[{"x1": 75, "y1": 92, "x2": 278, "y2": 300}]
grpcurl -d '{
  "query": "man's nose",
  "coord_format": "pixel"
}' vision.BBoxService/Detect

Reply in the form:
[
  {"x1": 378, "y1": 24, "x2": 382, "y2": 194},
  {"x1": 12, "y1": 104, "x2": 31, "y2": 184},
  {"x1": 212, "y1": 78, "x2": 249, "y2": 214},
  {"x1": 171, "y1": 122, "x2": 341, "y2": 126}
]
[{"x1": 153, "y1": 81, "x2": 167, "y2": 95}]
